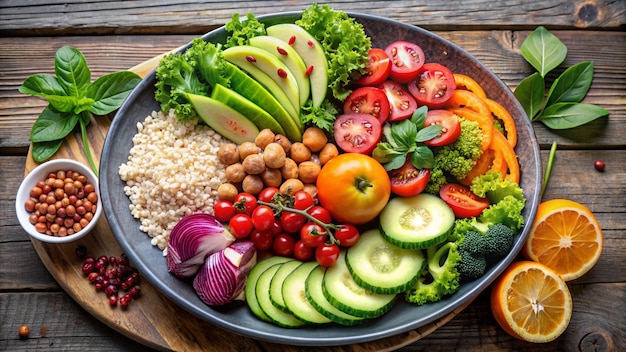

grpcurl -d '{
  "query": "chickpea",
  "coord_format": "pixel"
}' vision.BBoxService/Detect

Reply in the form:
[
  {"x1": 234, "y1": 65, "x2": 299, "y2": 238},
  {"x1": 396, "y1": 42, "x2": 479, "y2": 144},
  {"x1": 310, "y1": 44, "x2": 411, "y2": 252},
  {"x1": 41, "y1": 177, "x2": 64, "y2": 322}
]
[
  {"x1": 242, "y1": 175, "x2": 264, "y2": 195},
  {"x1": 303, "y1": 183, "x2": 318, "y2": 200},
  {"x1": 225, "y1": 163, "x2": 246, "y2": 183},
  {"x1": 262, "y1": 142, "x2": 287, "y2": 169},
  {"x1": 302, "y1": 127, "x2": 328, "y2": 152},
  {"x1": 260, "y1": 168, "x2": 283, "y2": 188},
  {"x1": 318, "y1": 143, "x2": 339, "y2": 164},
  {"x1": 239, "y1": 141, "x2": 259, "y2": 160},
  {"x1": 30, "y1": 186, "x2": 43, "y2": 198},
  {"x1": 217, "y1": 143, "x2": 240, "y2": 165},
  {"x1": 254, "y1": 129, "x2": 276, "y2": 150},
  {"x1": 280, "y1": 158, "x2": 299, "y2": 179},
  {"x1": 242, "y1": 154, "x2": 266, "y2": 175},
  {"x1": 217, "y1": 183, "x2": 239, "y2": 201},
  {"x1": 289, "y1": 142, "x2": 312, "y2": 163},
  {"x1": 273, "y1": 134, "x2": 292, "y2": 154},
  {"x1": 298, "y1": 161, "x2": 321, "y2": 184},
  {"x1": 280, "y1": 178, "x2": 304, "y2": 195}
]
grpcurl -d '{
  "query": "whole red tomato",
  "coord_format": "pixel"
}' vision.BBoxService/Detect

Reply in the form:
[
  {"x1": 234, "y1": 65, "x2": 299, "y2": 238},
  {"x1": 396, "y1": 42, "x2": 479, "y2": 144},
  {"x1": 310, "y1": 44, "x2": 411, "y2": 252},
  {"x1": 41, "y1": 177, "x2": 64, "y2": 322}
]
[{"x1": 316, "y1": 153, "x2": 391, "y2": 225}]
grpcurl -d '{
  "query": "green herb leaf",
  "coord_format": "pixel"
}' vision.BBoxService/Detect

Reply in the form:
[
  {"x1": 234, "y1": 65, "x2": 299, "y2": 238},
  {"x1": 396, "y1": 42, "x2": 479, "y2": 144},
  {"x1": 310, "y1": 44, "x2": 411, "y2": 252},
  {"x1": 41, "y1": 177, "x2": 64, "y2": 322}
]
[
  {"x1": 410, "y1": 146, "x2": 435, "y2": 169},
  {"x1": 520, "y1": 26, "x2": 567, "y2": 78},
  {"x1": 41, "y1": 95, "x2": 79, "y2": 113},
  {"x1": 410, "y1": 106, "x2": 428, "y2": 127},
  {"x1": 29, "y1": 106, "x2": 79, "y2": 142},
  {"x1": 384, "y1": 154, "x2": 408, "y2": 171},
  {"x1": 545, "y1": 61, "x2": 594, "y2": 106},
  {"x1": 86, "y1": 71, "x2": 142, "y2": 115},
  {"x1": 416, "y1": 124, "x2": 443, "y2": 143},
  {"x1": 31, "y1": 139, "x2": 64, "y2": 162},
  {"x1": 372, "y1": 142, "x2": 402, "y2": 164},
  {"x1": 537, "y1": 102, "x2": 609, "y2": 129},
  {"x1": 514, "y1": 72, "x2": 545, "y2": 119},
  {"x1": 54, "y1": 46, "x2": 91, "y2": 97},
  {"x1": 19, "y1": 74, "x2": 67, "y2": 97},
  {"x1": 390, "y1": 119, "x2": 417, "y2": 148}
]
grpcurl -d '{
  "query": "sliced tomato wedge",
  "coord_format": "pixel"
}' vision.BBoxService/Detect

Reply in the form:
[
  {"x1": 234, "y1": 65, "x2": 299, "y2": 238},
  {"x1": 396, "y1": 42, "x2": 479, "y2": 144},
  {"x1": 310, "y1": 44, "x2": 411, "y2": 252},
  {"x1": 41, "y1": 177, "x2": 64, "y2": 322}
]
[
  {"x1": 343, "y1": 86, "x2": 390, "y2": 123},
  {"x1": 333, "y1": 113, "x2": 382, "y2": 155},
  {"x1": 379, "y1": 80, "x2": 417, "y2": 122},
  {"x1": 423, "y1": 109, "x2": 461, "y2": 147},
  {"x1": 384, "y1": 41, "x2": 425, "y2": 83},
  {"x1": 356, "y1": 48, "x2": 391, "y2": 86},
  {"x1": 439, "y1": 183, "x2": 490, "y2": 218},
  {"x1": 388, "y1": 159, "x2": 430, "y2": 197},
  {"x1": 408, "y1": 62, "x2": 456, "y2": 108}
]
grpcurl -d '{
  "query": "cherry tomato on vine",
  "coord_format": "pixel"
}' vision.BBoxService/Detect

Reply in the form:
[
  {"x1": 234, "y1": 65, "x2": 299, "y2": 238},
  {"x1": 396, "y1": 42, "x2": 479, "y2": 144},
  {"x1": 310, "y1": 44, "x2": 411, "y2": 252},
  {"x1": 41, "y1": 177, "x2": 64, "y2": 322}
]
[
  {"x1": 439, "y1": 183, "x2": 490, "y2": 218},
  {"x1": 356, "y1": 48, "x2": 391, "y2": 86},
  {"x1": 233, "y1": 192, "x2": 258, "y2": 215},
  {"x1": 229, "y1": 213, "x2": 253, "y2": 239},
  {"x1": 292, "y1": 191, "x2": 315, "y2": 211},
  {"x1": 384, "y1": 40, "x2": 425, "y2": 83},
  {"x1": 251, "y1": 205, "x2": 275, "y2": 232},
  {"x1": 300, "y1": 222, "x2": 328, "y2": 247},
  {"x1": 343, "y1": 87, "x2": 390, "y2": 124},
  {"x1": 280, "y1": 211, "x2": 306, "y2": 234},
  {"x1": 214, "y1": 200, "x2": 236, "y2": 223},
  {"x1": 316, "y1": 244, "x2": 340, "y2": 267},
  {"x1": 258, "y1": 187, "x2": 280, "y2": 203},
  {"x1": 269, "y1": 219, "x2": 283, "y2": 236},
  {"x1": 273, "y1": 234, "x2": 295, "y2": 257},
  {"x1": 333, "y1": 113, "x2": 382, "y2": 155},
  {"x1": 408, "y1": 62, "x2": 456, "y2": 108},
  {"x1": 379, "y1": 80, "x2": 417, "y2": 122},
  {"x1": 293, "y1": 240, "x2": 315, "y2": 262},
  {"x1": 423, "y1": 109, "x2": 461, "y2": 147},
  {"x1": 249, "y1": 229, "x2": 273, "y2": 251},
  {"x1": 307, "y1": 205, "x2": 332, "y2": 224},
  {"x1": 334, "y1": 224, "x2": 360, "y2": 247},
  {"x1": 388, "y1": 159, "x2": 430, "y2": 197}
]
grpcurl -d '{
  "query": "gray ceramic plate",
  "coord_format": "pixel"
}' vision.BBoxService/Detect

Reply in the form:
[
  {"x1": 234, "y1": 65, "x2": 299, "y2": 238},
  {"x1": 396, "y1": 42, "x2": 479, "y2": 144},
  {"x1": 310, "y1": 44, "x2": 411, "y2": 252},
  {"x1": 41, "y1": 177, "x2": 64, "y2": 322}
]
[{"x1": 100, "y1": 12, "x2": 541, "y2": 346}]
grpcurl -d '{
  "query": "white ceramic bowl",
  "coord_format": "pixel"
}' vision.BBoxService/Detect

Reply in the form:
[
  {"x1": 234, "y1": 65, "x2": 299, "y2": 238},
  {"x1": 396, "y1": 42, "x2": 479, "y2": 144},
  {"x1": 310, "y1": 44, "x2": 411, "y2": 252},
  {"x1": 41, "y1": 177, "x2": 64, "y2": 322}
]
[{"x1": 16, "y1": 159, "x2": 102, "y2": 243}]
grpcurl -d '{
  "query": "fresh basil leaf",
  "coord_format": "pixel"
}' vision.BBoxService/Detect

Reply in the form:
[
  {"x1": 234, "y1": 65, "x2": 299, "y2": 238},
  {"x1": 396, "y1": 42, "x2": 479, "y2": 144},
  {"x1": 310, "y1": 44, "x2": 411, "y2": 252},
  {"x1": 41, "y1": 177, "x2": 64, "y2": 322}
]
[
  {"x1": 514, "y1": 72, "x2": 545, "y2": 119},
  {"x1": 29, "y1": 106, "x2": 79, "y2": 142},
  {"x1": 537, "y1": 102, "x2": 609, "y2": 129},
  {"x1": 416, "y1": 124, "x2": 442, "y2": 143},
  {"x1": 54, "y1": 46, "x2": 91, "y2": 97},
  {"x1": 391, "y1": 119, "x2": 417, "y2": 148},
  {"x1": 372, "y1": 143, "x2": 401, "y2": 164},
  {"x1": 19, "y1": 74, "x2": 67, "y2": 97},
  {"x1": 520, "y1": 26, "x2": 567, "y2": 77},
  {"x1": 384, "y1": 154, "x2": 408, "y2": 171},
  {"x1": 381, "y1": 123, "x2": 397, "y2": 148},
  {"x1": 410, "y1": 146, "x2": 435, "y2": 169},
  {"x1": 87, "y1": 71, "x2": 141, "y2": 115},
  {"x1": 44, "y1": 95, "x2": 79, "y2": 113},
  {"x1": 545, "y1": 61, "x2": 594, "y2": 106},
  {"x1": 31, "y1": 139, "x2": 64, "y2": 162},
  {"x1": 410, "y1": 106, "x2": 428, "y2": 127}
]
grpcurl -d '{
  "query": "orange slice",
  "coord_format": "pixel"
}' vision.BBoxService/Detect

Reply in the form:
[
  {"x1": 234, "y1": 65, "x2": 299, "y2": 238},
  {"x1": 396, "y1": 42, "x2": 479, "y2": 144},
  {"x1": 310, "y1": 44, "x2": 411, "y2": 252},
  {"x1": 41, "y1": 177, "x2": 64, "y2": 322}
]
[
  {"x1": 490, "y1": 261, "x2": 572, "y2": 343},
  {"x1": 523, "y1": 199, "x2": 603, "y2": 281}
]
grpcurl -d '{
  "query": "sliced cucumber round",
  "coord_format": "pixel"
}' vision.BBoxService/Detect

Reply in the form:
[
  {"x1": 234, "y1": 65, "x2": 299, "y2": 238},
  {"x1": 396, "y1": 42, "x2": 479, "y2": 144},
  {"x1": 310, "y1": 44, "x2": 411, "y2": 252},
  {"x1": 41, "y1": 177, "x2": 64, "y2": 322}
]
[
  {"x1": 282, "y1": 262, "x2": 331, "y2": 324},
  {"x1": 255, "y1": 262, "x2": 305, "y2": 328},
  {"x1": 245, "y1": 256, "x2": 292, "y2": 322},
  {"x1": 380, "y1": 193, "x2": 455, "y2": 249},
  {"x1": 322, "y1": 251, "x2": 396, "y2": 319},
  {"x1": 269, "y1": 260, "x2": 302, "y2": 312},
  {"x1": 306, "y1": 265, "x2": 367, "y2": 326},
  {"x1": 346, "y1": 229, "x2": 425, "y2": 294}
]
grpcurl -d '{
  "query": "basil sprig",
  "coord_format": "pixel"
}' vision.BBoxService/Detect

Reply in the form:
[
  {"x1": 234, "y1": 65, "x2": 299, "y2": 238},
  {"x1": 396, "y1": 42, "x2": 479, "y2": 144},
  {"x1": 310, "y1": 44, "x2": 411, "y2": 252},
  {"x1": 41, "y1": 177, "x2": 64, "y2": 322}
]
[
  {"x1": 372, "y1": 106, "x2": 442, "y2": 171},
  {"x1": 20, "y1": 46, "x2": 141, "y2": 175},
  {"x1": 514, "y1": 26, "x2": 608, "y2": 129}
]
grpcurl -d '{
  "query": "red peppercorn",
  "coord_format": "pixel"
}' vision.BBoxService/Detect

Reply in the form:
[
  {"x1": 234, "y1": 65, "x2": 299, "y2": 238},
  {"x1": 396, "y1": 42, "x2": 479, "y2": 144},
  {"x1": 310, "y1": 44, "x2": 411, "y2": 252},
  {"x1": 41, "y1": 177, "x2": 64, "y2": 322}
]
[
  {"x1": 18, "y1": 325, "x2": 30, "y2": 338},
  {"x1": 594, "y1": 159, "x2": 606, "y2": 172}
]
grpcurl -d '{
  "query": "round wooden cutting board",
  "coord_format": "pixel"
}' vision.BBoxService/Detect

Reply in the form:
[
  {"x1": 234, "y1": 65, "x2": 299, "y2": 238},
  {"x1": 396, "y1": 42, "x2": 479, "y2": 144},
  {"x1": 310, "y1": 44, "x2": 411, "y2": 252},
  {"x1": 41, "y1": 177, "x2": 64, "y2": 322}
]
[{"x1": 23, "y1": 52, "x2": 469, "y2": 352}]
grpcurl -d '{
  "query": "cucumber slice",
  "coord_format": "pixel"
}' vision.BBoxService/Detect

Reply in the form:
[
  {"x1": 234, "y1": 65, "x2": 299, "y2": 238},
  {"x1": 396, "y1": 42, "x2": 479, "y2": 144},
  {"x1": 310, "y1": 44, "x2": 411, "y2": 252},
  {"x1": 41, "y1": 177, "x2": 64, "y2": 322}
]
[
  {"x1": 282, "y1": 262, "x2": 331, "y2": 324},
  {"x1": 380, "y1": 193, "x2": 455, "y2": 249},
  {"x1": 346, "y1": 229, "x2": 425, "y2": 294},
  {"x1": 322, "y1": 251, "x2": 396, "y2": 319},
  {"x1": 256, "y1": 262, "x2": 305, "y2": 328},
  {"x1": 269, "y1": 260, "x2": 302, "y2": 312},
  {"x1": 245, "y1": 256, "x2": 292, "y2": 322},
  {"x1": 306, "y1": 265, "x2": 366, "y2": 326}
]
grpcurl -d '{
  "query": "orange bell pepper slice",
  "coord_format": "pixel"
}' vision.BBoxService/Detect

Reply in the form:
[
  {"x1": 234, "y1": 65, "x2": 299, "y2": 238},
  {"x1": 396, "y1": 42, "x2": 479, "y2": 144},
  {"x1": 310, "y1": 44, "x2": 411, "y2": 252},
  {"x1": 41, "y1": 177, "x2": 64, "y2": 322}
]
[
  {"x1": 459, "y1": 148, "x2": 495, "y2": 186},
  {"x1": 486, "y1": 98, "x2": 517, "y2": 148},
  {"x1": 453, "y1": 73, "x2": 487, "y2": 99},
  {"x1": 446, "y1": 89, "x2": 492, "y2": 117},
  {"x1": 449, "y1": 107, "x2": 493, "y2": 151},
  {"x1": 490, "y1": 129, "x2": 520, "y2": 184}
]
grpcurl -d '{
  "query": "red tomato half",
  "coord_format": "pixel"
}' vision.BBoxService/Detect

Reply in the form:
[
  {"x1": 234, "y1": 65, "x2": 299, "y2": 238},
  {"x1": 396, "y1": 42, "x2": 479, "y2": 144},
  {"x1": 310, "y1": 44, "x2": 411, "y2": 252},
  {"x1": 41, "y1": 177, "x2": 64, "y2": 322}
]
[
  {"x1": 408, "y1": 63, "x2": 456, "y2": 108},
  {"x1": 388, "y1": 159, "x2": 430, "y2": 197},
  {"x1": 343, "y1": 87, "x2": 390, "y2": 123},
  {"x1": 356, "y1": 48, "x2": 391, "y2": 86},
  {"x1": 384, "y1": 41, "x2": 425, "y2": 83},
  {"x1": 439, "y1": 183, "x2": 490, "y2": 218},
  {"x1": 333, "y1": 113, "x2": 382, "y2": 155},
  {"x1": 423, "y1": 109, "x2": 461, "y2": 147},
  {"x1": 379, "y1": 80, "x2": 418, "y2": 122}
]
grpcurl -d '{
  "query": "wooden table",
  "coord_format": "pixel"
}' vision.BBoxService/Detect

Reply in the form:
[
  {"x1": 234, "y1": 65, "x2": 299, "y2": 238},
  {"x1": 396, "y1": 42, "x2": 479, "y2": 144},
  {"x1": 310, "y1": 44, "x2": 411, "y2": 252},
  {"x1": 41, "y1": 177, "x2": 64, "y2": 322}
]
[{"x1": 1, "y1": 1, "x2": 625, "y2": 351}]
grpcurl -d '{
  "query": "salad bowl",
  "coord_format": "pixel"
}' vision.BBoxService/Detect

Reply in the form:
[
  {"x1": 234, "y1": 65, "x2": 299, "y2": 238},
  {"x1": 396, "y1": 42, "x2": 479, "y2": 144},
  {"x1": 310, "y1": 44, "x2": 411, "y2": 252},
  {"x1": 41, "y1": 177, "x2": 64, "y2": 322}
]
[{"x1": 100, "y1": 11, "x2": 541, "y2": 346}]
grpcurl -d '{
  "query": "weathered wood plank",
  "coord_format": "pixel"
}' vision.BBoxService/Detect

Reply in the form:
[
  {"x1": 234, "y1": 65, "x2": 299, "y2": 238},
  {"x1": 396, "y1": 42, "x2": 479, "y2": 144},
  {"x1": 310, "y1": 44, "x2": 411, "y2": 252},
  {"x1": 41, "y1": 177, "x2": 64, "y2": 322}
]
[{"x1": 1, "y1": 0, "x2": 625, "y2": 35}]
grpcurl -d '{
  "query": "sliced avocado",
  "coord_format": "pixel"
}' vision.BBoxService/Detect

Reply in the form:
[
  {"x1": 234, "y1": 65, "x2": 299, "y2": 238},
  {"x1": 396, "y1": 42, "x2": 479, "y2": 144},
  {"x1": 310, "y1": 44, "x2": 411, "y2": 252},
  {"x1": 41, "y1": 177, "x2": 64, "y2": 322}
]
[
  {"x1": 266, "y1": 23, "x2": 329, "y2": 108},
  {"x1": 249, "y1": 36, "x2": 310, "y2": 107},
  {"x1": 188, "y1": 93, "x2": 259, "y2": 144},
  {"x1": 223, "y1": 45, "x2": 301, "y2": 121}
]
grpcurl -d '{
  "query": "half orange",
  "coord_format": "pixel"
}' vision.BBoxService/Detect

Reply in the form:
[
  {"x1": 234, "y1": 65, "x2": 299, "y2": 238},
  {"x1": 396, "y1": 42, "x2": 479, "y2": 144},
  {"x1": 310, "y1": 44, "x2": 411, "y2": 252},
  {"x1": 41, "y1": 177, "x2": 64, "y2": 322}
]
[
  {"x1": 523, "y1": 198, "x2": 603, "y2": 281},
  {"x1": 490, "y1": 261, "x2": 572, "y2": 343}
]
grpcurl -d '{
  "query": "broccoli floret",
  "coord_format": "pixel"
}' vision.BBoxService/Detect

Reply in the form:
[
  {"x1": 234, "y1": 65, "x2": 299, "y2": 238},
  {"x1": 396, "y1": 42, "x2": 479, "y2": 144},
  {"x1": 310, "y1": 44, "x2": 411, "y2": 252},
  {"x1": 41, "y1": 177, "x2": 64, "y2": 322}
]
[
  {"x1": 405, "y1": 242, "x2": 461, "y2": 305},
  {"x1": 459, "y1": 231, "x2": 486, "y2": 256},
  {"x1": 456, "y1": 223, "x2": 516, "y2": 281},
  {"x1": 457, "y1": 248, "x2": 487, "y2": 280},
  {"x1": 484, "y1": 223, "x2": 515, "y2": 259}
]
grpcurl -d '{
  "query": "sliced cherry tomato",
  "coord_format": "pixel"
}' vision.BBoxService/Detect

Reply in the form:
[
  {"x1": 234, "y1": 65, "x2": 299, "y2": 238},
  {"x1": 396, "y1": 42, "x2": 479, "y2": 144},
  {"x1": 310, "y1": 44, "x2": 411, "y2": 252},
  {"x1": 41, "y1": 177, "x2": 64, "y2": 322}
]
[
  {"x1": 280, "y1": 211, "x2": 306, "y2": 234},
  {"x1": 315, "y1": 244, "x2": 340, "y2": 267},
  {"x1": 292, "y1": 190, "x2": 315, "y2": 211},
  {"x1": 439, "y1": 183, "x2": 490, "y2": 218},
  {"x1": 343, "y1": 87, "x2": 390, "y2": 123},
  {"x1": 249, "y1": 229, "x2": 273, "y2": 251},
  {"x1": 356, "y1": 48, "x2": 391, "y2": 86},
  {"x1": 300, "y1": 222, "x2": 327, "y2": 247},
  {"x1": 379, "y1": 80, "x2": 417, "y2": 122},
  {"x1": 408, "y1": 62, "x2": 456, "y2": 108},
  {"x1": 334, "y1": 224, "x2": 360, "y2": 247},
  {"x1": 384, "y1": 41, "x2": 425, "y2": 83},
  {"x1": 214, "y1": 200, "x2": 236, "y2": 223},
  {"x1": 233, "y1": 192, "x2": 257, "y2": 215},
  {"x1": 258, "y1": 187, "x2": 280, "y2": 203},
  {"x1": 251, "y1": 205, "x2": 275, "y2": 232},
  {"x1": 423, "y1": 109, "x2": 461, "y2": 147},
  {"x1": 333, "y1": 113, "x2": 382, "y2": 155},
  {"x1": 229, "y1": 213, "x2": 254, "y2": 239},
  {"x1": 272, "y1": 234, "x2": 295, "y2": 257},
  {"x1": 293, "y1": 240, "x2": 314, "y2": 261},
  {"x1": 307, "y1": 205, "x2": 332, "y2": 224},
  {"x1": 388, "y1": 159, "x2": 430, "y2": 197}
]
